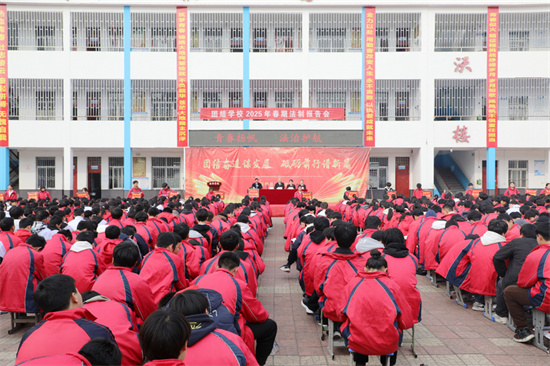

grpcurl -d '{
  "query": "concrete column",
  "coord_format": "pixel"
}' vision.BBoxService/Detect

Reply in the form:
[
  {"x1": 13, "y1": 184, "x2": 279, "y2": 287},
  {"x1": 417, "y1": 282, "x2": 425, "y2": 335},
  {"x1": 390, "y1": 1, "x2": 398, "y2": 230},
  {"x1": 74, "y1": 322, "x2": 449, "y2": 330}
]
[
  {"x1": 63, "y1": 146, "x2": 73, "y2": 196},
  {"x1": 0, "y1": 147, "x2": 8, "y2": 190},
  {"x1": 486, "y1": 147, "x2": 496, "y2": 195},
  {"x1": 123, "y1": 6, "x2": 133, "y2": 191},
  {"x1": 242, "y1": 7, "x2": 250, "y2": 130},
  {"x1": 302, "y1": 12, "x2": 309, "y2": 108}
]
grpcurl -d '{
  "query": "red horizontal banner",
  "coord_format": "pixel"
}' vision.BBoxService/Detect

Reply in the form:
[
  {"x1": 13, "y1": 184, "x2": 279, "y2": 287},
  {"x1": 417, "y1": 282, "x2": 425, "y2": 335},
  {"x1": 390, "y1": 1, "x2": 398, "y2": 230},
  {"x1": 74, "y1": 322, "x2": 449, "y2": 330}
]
[{"x1": 200, "y1": 108, "x2": 345, "y2": 120}]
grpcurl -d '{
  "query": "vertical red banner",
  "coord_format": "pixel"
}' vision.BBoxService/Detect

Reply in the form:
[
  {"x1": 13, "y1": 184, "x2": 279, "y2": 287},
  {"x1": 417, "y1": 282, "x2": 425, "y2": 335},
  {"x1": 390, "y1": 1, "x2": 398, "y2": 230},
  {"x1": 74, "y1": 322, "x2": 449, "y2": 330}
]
[
  {"x1": 486, "y1": 7, "x2": 499, "y2": 148},
  {"x1": 0, "y1": 5, "x2": 8, "y2": 147},
  {"x1": 176, "y1": 7, "x2": 188, "y2": 147},
  {"x1": 364, "y1": 7, "x2": 376, "y2": 147}
]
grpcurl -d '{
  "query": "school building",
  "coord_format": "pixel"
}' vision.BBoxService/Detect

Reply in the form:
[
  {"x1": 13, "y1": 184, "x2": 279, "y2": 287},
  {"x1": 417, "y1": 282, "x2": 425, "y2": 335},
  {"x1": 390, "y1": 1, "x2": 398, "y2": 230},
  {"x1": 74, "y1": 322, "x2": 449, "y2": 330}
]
[{"x1": 0, "y1": 0, "x2": 549, "y2": 199}]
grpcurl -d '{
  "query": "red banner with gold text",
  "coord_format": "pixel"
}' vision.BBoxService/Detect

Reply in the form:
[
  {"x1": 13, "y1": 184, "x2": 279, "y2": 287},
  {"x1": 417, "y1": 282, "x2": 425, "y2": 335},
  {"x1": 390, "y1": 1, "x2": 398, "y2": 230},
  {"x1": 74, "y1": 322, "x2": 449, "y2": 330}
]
[
  {"x1": 176, "y1": 7, "x2": 188, "y2": 147},
  {"x1": 486, "y1": 7, "x2": 499, "y2": 148},
  {"x1": 0, "y1": 5, "x2": 8, "y2": 147},
  {"x1": 185, "y1": 148, "x2": 370, "y2": 203},
  {"x1": 364, "y1": 7, "x2": 376, "y2": 147}
]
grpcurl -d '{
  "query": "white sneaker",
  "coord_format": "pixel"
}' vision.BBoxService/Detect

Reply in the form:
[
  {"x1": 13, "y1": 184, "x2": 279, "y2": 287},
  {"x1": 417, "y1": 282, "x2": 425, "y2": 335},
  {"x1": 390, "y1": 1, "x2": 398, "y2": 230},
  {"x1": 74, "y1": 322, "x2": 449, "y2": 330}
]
[
  {"x1": 301, "y1": 299, "x2": 314, "y2": 315},
  {"x1": 493, "y1": 314, "x2": 508, "y2": 324},
  {"x1": 472, "y1": 302, "x2": 485, "y2": 311}
]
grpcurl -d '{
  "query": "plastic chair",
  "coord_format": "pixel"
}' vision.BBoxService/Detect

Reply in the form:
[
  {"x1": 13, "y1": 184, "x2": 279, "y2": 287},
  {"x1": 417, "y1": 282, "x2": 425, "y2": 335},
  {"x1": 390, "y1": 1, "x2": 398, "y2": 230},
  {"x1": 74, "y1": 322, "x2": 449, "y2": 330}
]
[
  {"x1": 532, "y1": 309, "x2": 549, "y2": 353},
  {"x1": 348, "y1": 350, "x2": 392, "y2": 366}
]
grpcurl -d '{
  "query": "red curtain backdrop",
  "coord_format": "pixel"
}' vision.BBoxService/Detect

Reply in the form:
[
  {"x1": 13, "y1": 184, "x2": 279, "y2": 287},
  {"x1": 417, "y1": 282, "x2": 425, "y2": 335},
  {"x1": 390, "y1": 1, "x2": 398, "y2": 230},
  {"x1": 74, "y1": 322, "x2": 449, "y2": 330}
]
[{"x1": 185, "y1": 147, "x2": 370, "y2": 203}]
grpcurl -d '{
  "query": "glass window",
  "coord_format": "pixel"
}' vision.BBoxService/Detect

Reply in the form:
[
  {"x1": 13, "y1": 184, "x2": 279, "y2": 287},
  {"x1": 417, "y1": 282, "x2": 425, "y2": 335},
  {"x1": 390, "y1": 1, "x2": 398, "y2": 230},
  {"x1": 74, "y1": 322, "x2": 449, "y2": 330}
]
[
  {"x1": 152, "y1": 157, "x2": 181, "y2": 189},
  {"x1": 37, "y1": 157, "x2": 55, "y2": 188}
]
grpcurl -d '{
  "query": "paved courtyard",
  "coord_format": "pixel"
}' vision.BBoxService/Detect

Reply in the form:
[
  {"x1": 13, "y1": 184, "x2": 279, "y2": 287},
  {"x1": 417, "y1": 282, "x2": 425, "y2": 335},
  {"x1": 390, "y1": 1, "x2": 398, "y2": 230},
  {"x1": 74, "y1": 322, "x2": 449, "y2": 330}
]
[{"x1": 0, "y1": 218, "x2": 549, "y2": 365}]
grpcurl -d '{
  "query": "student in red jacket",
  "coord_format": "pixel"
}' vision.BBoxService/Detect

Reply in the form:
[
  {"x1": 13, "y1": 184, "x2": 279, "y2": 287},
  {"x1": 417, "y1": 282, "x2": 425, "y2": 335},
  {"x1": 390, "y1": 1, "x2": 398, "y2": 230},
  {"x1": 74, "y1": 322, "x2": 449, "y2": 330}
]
[
  {"x1": 141, "y1": 232, "x2": 188, "y2": 305},
  {"x1": 381, "y1": 228, "x2": 422, "y2": 325},
  {"x1": 341, "y1": 250, "x2": 413, "y2": 366},
  {"x1": 62, "y1": 231, "x2": 105, "y2": 293},
  {"x1": 14, "y1": 217, "x2": 33, "y2": 244},
  {"x1": 37, "y1": 186, "x2": 52, "y2": 201},
  {"x1": 169, "y1": 290, "x2": 259, "y2": 366},
  {"x1": 314, "y1": 222, "x2": 364, "y2": 323},
  {"x1": 464, "y1": 183, "x2": 474, "y2": 196},
  {"x1": 158, "y1": 182, "x2": 174, "y2": 198},
  {"x1": 4, "y1": 185, "x2": 17, "y2": 200},
  {"x1": 14, "y1": 338, "x2": 121, "y2": 366},
  {"x1": 128, "y1": 180, "x2": 144, "y2": 199},
  {"x1": 92, "y1": 242, "x2": 156, "y2": 321},
  {"x1": 193, "y1": 252, "x2": 277, "y2": 366},
  {"x1": 82, "y1": 291, "x2": 142, "y2": 366},
  {"x1": 135, "y1": 211, "x2": 157, "y2": 249},
  {"x1": 0, "y1": 234, "x2": 46, "y2": 313},
  {"x1": 139, "y1": 309, "x2": 191, "y2": 366},
  {"x1": 107, "y1": 207, "x2": 125, "y2": 229},
  {"x1": 15, "y1": 274, "x2": 117, "y2": 364},
  {"x1": 437, "y1": 221, "x2": 467, "y2": 263},
  {"x1": 173, "y1": 223, "x2": 207, "y2": 280},
  {"x1": 95, "y1": 225, "x2": 123, "y2": 269},
  {"x1": 462, "y1": 220, "x2": 508, "y2": 312},
  {"x1": 0, "y1": 217, "x2": 24, "y2": 252},
  {"x1": 42, "y1": 230, "x2": 73, "y2": 277},
  {"x1": 504, "y1": 182, "x2": 520, "y2": 197},
  {"x1": 504, "y1": 219, "x2": 550, "y2": 343},
  {"x1": 412, "y1": 183, "x2": 424, "y2": 199},
  {"x1": 541, "y1": 183, "x2": 550, "y2": 196}
]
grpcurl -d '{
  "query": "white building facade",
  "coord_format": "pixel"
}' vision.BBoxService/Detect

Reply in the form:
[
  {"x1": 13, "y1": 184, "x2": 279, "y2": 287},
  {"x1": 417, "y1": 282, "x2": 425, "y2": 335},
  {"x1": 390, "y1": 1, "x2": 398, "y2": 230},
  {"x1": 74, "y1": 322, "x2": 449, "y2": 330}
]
[{"x1": 2, "y1": 0, "x2": 549, "y2": 199}]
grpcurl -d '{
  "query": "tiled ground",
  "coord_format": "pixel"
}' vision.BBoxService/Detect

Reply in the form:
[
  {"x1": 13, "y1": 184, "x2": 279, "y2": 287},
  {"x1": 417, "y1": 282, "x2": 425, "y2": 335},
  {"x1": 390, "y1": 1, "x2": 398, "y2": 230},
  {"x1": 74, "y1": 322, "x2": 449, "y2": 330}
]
[{"x1": 0, "y1": 217, "x2": 549, "y2": 365}]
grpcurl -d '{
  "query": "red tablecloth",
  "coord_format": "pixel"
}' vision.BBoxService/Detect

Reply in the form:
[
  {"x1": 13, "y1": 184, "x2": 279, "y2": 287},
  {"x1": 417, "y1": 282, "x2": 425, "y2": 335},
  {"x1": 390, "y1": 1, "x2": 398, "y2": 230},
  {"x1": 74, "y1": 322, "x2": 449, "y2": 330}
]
[{"x1": 258, "y1": 189, "x2": 297, "y2": 204}]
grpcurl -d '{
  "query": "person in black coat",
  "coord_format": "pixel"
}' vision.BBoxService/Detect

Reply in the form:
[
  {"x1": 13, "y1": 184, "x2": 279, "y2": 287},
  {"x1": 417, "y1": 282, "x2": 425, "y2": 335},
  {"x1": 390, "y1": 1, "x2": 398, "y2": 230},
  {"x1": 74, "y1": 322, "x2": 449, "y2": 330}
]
[
  {"x1": 274, "y1": 178, "x2": 285, "y2": 189},
  {"x1": 251, "y1": 178, "x2": 263, "y2": 189},
  {"x1": 286, "y1": 179, "x2": 296, "y2": 189},
  {"x1": 492, "y1": 224, "x2": 538, "y2": 322}
]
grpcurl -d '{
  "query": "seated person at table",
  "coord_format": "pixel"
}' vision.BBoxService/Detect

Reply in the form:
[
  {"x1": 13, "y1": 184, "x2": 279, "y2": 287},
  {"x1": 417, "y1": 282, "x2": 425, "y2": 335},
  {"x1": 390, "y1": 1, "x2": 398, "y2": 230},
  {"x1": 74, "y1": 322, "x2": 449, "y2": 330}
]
[
  {"x1": 298, "y1": 180, "x2": 306, "y2": 190},
  {"x1": 251, "y1": 178, "x2": 263, "y2": 189},
  {"x1": 286, "y1": 180, "x2": 296, "y2": 189},
  {"x1": 274, "y1": 178, "x2": 285, "y2": 189}
]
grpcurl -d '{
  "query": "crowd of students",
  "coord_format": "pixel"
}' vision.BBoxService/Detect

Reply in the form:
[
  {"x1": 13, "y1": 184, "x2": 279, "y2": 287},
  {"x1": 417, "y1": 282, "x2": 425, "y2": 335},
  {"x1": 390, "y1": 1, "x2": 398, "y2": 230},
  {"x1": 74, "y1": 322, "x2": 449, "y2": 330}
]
[
  {"x1": 281, "y1": 188, "x2": 550, "y2": 366},
  {"x1": 0, "y1": 193, "x2": 277, "y2": 366}
]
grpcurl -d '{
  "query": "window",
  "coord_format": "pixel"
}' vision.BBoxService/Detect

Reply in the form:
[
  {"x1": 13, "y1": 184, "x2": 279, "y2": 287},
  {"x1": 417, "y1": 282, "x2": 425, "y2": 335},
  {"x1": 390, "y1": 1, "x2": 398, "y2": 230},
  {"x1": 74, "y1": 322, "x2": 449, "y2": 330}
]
[
  {"x1": 252, "y1": 28, "x2": 267, "y2": 52},
  {"x1": 316, "y1": 28, "x2": 346, "y2": 52},
  {"x1": 9, "y1": 79, "x2": 63, "y2": 120},
  {"x1": 377, "y1": 13, "x2": 421, "y2": 52},
  {"x1": 203, "y1": 92, "x2": 222, "y2": 109},
  {"x1": 35, "y1": 26, "x2": 56, "y2": 51},
  {"x1": 395, "y1": 92, "x2": 409, "y2": 121},
  {"x1": 275, "y1": 92, "x2": 293, "y2": 108},
  {"x1": 251, "y1": 13, "x2": 302, "y2": 52},
  {"x1": 351, "y1": 92, "x2": 361, "y2": 114},
  {"x1": 254, "y1": 92, "x2": 267, "y2": 108},
  {"x1": 434, "y1": 79, "x2": 486, "y2": 121},
  {"x1": 133, "y1": 92, "x2": 146, "y2": 113},
  {"x1": 229, "y1": 92, "x2": 242, "y2": 108},
  {"x1": 190, "y1": 80, "x2": 243, "y2": 120},
  {"x1": 507, "y1": 97, "x2": 528, "y2": 120},
  {"x1": 369, "y1": 158, "x2": 388, "y2": 189},
  {"x1": 86, "y1": 91, "x2": 101, "y2": 120},
  {"x1": 152, "y1": 157, "x2": 180, "y2": 189},
  {"x1": 108, "y1": 92, "x2": 124, "y2": 121},
  {"x1": 37, "y1": 157, "x2": 55, "y2": 188},
  {"x1": 230, "y1": 28, "x2": 243, "y2": 52},
  {"x1": 499, "y1": 13, "x2": 550, "y2": 51},
  {"x1": 71, "y1": 12, "x2": 124, "y2": 52},
  {"x1": 435, "y1": 14, "x2": 486, "y2": 52},
  {"x1": 508, "y1": 160, "x2": 528, "y2": 189},
  {"x1": 499, "y1": 78, "x2": 549, "y2": 121},
  {"x1": 8, "y1": 11, "x2": 63, "y2": 51},
  {"x1": 310, "y1": 13, "x2": 360, "y2": 52},
  {"x1": 310, "y1": 80, "x2": 360, "y2": 120},
  {"x1": 275, "y1": 28, "x2": 294, "y2": 52},
  {"x1": 151, "y1": 27, "x2": 176, "y2": 51},
  {"x1": 36, "y1": 91, "x2": 56, "y2": 120},
  {"x1": 132, "y1": 27, "x2": 146, "y2": 48},
  {"x1": 109, "y1": 157, "x2": 124, "y2": 189},
  {"x1": 86, "y1": 27, "x2": 101, "y2": 51},
  {"x1": 204, "y1": 28, "x2": 223, "y2": 52},
  {"x1": 152, "y1": 92, "x2": 176, "y2": 121}
]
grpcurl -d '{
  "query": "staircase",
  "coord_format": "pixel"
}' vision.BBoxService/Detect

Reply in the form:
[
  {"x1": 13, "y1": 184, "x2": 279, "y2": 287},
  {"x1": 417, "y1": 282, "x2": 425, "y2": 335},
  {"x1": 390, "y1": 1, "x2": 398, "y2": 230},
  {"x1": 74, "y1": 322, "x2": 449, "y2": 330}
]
[
  {"x1": 436, "y1": 167, "x2": 465, "y2": 194},
  {"x1": 9, "y1": 149, "x2": 19, "y2": 189}
]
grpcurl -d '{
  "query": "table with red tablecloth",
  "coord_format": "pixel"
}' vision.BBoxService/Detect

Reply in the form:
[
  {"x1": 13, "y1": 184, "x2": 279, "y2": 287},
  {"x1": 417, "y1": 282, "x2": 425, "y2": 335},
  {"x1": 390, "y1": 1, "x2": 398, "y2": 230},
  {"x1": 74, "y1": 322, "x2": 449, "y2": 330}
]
[{"x1": 247, "y1": 189, "x2": 297, "y2": 204}]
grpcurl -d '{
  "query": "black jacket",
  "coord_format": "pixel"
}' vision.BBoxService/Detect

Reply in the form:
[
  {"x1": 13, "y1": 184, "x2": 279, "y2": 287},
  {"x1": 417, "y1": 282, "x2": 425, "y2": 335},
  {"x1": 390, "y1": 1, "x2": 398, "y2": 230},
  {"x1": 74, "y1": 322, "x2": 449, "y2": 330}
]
[
  {"x1": 274, "y1": 182, "x2": 285, "y2": 189},
  {"x1": 493, "y1": 237, "x2": 538, "y2": 288}
]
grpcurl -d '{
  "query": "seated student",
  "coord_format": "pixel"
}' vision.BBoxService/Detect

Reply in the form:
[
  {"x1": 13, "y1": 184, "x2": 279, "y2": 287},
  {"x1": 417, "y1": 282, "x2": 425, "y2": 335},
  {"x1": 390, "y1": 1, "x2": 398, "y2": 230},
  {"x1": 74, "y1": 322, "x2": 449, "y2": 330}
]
[
  {"x1": 193, "y1": 252, "x2": 277, "y2": 366},
  {"x1": 0, "y1": 217, "x2": 24, "y2": 252},
  {"x1": 107, "y1": 207, "x2": 125, "y2": 229},
  {"x1": 380, "y1": 229, "x2": 422, "y2": 325},
  {"x1": 314, "y1": 222, "x2": 364, "y2": 324},
  {"x1": 492, "y1": 224, "x2": 538, "y2": 323},
  {"x1": 412, "y1": 183, "x2": 424, "y2": 199},
  {"x1": 82, "y1": 291, "x2": 142, "y2": 366},
  {"x1": 340, "y1": 250, "x2": 413, "y2": 366},
  {"x1": 353, "y1": 216, "x2": 382, "y2": 248},
  {"x1": 504, "y1": 219, "x2": 550, "y2": 343},
  {"x1": 462, "y1": 219, "x2": 509, "y2": 312},
  {"x1": 343, "y1": 186, "x2": 352, "y2": 200},
  {"x1": 140, "y1": 232, "x2": 188, "y2": 305},
  {"x1": 173, "y1": 223, "x2": 208, "y2": 280},
  {"x1": 41, "y1": 229, "x2": 73, "y2": 278},
  {"x1": 62, "y1": 231, "x2": 105, "y2": 293},
  {"x1": 286, "y1": 179, "x2": 296, "y2": 189},
  {"x1": 230, "y1": 226, "x2": 265, "y2": 277},
  {"x1": 92, "y1": 242, "x2": 156, "y2": 321},
  {"x1": 192, "y1": 208, "x2": 218, "y2": 256},
  {"x1": 499, "y1": 213, "x2": 521, "y2": 242},
  {"x1": 0, "y1": 234, "x2": 46, "y2": 313},
  {"x1": 15, "y1": 338, "x2": 122, "y2": 366},
  {"x1": 280, "y1": 215, "x2": 314, "y2": 272},
  {"x1": 199, "y1": 231, "x2": 258, "y2": 297},
  {"x1": 16, "y1": 274, "x2": 117, "y2": 364},
  {"x1": 168, "y1": 290, "x2": 259, "y2": 366},
  {"x1": 14, "y1": 217, "x2": 34, "y2": 244},
  {"x1": 437, "y1": 220, "x2": 467, "y2": 263},
  {"x1": 139, "y1": 309, "x2": 191, "y2": 366}
]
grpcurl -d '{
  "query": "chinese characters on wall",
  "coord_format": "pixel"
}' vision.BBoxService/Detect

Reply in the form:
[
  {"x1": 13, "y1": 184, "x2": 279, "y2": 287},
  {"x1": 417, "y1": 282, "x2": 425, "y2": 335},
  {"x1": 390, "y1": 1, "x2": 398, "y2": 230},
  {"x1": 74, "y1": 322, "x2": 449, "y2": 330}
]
[
  {"x1": 454, "y1": 57, "x2": 472, "y2": 73},
  {"x1": 202, "y1": 157, "x2": 352, "y2": 171},
  {"x1": 486, "y1": 7, "x2": 499, "y2": 148},
  {"x1": 200, "y1": 108, "x2": 344, "y2": 120},
  {"x1": 0, "y1": 6, "x2": 7, "y2": 147},
  {"x1": 364, "y1": 7, "x2": 376, "y2": 147},
  {"x1": 176, "y1": 7, "x2": 188, "y2": 147},
  {"x1": 452, "y1": 125, "x2": 470, "y2": 143}
]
